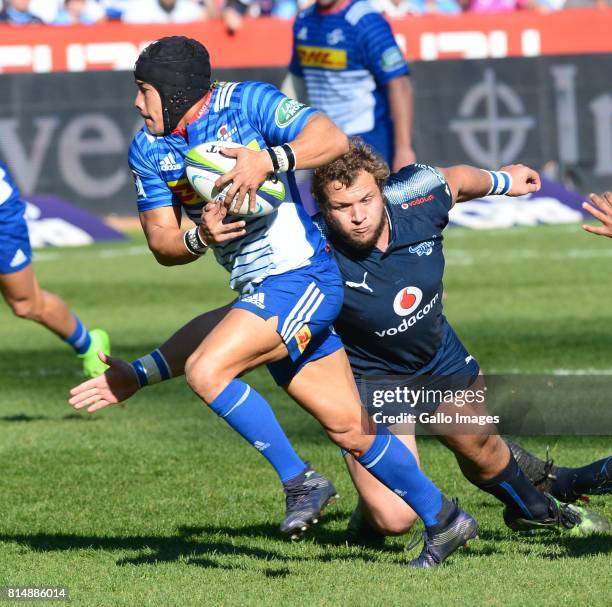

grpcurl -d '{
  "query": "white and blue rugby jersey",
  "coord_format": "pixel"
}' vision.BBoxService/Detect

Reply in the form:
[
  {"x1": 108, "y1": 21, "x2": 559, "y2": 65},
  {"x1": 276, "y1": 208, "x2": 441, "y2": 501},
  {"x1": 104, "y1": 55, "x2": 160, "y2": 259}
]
[
  {"x1": 289, "y1": 0, "x2": 409, "y2": 163},
  {"x1": 128, "y1": 81, "x2": 328, "y2": 294},
  {"x1": 0, "y1": 161, "x2": 25, "y2": 225}
]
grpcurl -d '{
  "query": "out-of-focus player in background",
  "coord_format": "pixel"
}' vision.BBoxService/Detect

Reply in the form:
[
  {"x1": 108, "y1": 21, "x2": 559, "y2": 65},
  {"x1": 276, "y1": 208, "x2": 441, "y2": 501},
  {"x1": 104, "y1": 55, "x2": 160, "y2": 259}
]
[
  {"x1": 80, "y1": 36, "x2": 483, "y2": 568},
  {"x1": 582, "y1": 192, "x2": 612, "y2": 239},
  {"x1": 286, "y1": 0, "x2": 415, "y2": 171},
  {"x1": 0, "y1": 161, "x2": 110, "y2": 378}
]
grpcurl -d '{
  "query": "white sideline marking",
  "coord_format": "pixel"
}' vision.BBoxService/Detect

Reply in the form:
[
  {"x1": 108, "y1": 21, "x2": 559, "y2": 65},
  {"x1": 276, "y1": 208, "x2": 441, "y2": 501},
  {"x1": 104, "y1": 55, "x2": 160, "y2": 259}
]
[
  {"x1": 486, "y1": 368, "x2": 612, "y2": 376},
  {"x1": 446, "y1": 247, "x2": 612, "y2": 266},
  {"x1": 34, "y1": 245, "x2": 149, "y2": 262}
]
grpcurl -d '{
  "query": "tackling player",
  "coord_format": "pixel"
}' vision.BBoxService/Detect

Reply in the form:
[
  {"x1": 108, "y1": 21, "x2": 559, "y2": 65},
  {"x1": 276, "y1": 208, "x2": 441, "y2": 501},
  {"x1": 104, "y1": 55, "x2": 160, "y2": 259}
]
[
  {"x1": 121, "y1": 36, "x2": 478, "y2": 567},
  {"x1": 309, "y1": 141, "x2": 610, "y2": 540},
  {"x1": 0, "y1": 161, "x2": 110, "y2": 378},
  {"x1": 287, "y1": 0, "x2": 415, "y2": 171}
]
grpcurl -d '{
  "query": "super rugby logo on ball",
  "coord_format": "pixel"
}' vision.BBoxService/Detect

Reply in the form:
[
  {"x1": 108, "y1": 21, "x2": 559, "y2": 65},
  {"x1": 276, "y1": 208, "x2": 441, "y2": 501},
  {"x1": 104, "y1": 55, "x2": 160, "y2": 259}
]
[{"x1": 185, "y1": 142, "x2": 286, "y2": 216}]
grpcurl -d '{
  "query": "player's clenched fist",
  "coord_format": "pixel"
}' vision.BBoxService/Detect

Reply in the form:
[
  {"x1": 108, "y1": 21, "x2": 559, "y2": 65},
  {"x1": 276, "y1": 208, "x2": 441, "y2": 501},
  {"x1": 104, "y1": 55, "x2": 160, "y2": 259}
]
[
  {"x1": 500, "y1": 164, "x2": 541, "y2": 196},
  {"x1": 582, "y1": 192, "x2": 612, "y2": 239}
]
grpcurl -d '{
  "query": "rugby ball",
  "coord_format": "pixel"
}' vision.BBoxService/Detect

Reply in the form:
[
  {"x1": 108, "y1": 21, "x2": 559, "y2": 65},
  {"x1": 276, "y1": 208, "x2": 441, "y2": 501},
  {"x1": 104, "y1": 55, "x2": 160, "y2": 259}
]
[{"x1": 185, "y1": 142, "x2": 286, "y2": 216}]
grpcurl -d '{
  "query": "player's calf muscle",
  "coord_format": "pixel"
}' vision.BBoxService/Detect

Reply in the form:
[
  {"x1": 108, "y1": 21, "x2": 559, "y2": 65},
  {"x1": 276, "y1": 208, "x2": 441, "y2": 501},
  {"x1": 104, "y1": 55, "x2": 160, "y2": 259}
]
[{"x1": 444, "y1": 434, "x2": 509, "y2": 480}]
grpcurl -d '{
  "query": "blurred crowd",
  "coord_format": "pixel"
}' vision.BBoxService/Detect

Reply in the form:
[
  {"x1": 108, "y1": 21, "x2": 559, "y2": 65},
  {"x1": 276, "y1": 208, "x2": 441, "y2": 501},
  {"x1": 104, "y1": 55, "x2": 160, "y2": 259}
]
[{"x1": 0, "y1": 0, "x2": 608, "y2": 26}]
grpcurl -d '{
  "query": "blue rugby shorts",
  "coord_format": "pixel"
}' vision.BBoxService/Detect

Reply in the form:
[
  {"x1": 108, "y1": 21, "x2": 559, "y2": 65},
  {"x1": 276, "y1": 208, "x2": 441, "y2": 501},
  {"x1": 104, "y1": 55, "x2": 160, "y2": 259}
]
[
  {"x1": 233, "y1": 252, "x2": 344, "y2": 386},
  {"x1": 355, "y1": 318, "x2": 481, "y2": 414},
  {"x1": 0, "y1": 212, "x2": 32, "y2": 275}
]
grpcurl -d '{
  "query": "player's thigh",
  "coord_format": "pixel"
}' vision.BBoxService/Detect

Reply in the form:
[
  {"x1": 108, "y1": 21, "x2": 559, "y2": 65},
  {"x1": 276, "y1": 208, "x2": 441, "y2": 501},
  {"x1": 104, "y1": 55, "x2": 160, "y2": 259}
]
[
  {"x1": 284, "y1": 347, "x2": 367, "y2": 435},
  {"x1": 187, "y1": 307, "x2": 287, "y2": 378},
  {"x1": 0, "y1": 264, "x2": 41, "y2": 309}
]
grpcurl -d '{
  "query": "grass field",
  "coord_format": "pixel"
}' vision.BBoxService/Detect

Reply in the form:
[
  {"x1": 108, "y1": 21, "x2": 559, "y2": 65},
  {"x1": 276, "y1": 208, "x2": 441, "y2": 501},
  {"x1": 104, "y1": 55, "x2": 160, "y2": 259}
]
[{"x1": 1, "y1": 223, "x2": 611, "y2": 606}]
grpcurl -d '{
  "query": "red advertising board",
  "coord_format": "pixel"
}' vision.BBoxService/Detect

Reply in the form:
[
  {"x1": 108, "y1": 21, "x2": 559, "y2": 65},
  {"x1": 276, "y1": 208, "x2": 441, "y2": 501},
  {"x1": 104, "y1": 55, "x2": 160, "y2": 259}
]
[{"x1": 0, "y1": 8, "x2": 609, "y2": 73}]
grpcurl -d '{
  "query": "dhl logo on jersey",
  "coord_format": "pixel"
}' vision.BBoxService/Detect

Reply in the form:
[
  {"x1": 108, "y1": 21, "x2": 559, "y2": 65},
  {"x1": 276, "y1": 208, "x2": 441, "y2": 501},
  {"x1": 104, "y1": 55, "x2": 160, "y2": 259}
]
[
  {"x1": 296, "y1": 46, "x2": 347, "y2": 70},
  {"x1": 167, "y1": 178, "x2": 203, "y2": 206},
  {"x1": 295, "y1": 325, "x2": 312, "y2": 354}
]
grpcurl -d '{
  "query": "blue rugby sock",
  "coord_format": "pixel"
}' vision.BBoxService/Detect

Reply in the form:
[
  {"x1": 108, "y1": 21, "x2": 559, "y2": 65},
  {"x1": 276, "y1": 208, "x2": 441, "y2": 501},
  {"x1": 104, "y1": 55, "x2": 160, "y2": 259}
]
[
  {"x1": 358, "y1": 425, "x2": 444, "y2": 528},
  {"x1": 209, "y1": 379, "x2": 307, "y2": 484},
  {"x1": 474, "y1": 453, "x2": 550, "y2": 520},
  {"x1": 64, "y1": 315, "x2": 91, "y2": 355}
]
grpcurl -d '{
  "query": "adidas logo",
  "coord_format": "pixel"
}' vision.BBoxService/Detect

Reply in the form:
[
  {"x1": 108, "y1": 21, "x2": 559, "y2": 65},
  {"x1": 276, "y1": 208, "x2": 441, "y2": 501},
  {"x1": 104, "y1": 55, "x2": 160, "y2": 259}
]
[
  {"x1": 254, "y1": 440, "x2": 270, "y2": 452},
  {"x1": 394, "y1": 489, "x2": 407, "y2": 497},
  {"x1": 160, "y1": 151, "x2": 181, "y2": 171},
  {"x1": 9, "y1": 249, "x2": 27, "y2": 268},
  {"x1": 240, "y1": 292, "x2": 265, "y2": 309}
]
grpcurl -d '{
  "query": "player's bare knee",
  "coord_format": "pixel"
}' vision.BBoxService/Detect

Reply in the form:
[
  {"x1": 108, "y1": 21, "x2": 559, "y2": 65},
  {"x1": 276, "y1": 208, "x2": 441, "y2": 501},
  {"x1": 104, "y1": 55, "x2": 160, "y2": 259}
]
[
  {"x1": 9, "y1": 296, "x2": 41, "y2": 321},
  {"x1": 372, "y1": 509, "x2": 418, "y2": 536},
  {"x1": 327, "y1": 423, "x2": 369, "y2": 454},
  {"x1": 185, "y1": 354, "x2": 219, "y2": 402}
]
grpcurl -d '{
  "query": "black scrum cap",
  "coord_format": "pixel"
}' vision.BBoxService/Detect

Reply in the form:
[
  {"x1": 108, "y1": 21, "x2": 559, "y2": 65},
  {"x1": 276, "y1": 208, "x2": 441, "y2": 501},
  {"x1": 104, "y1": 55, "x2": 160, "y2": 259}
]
[{"x1": 134, "y1": 36, "x2": 211, "y2": 134}]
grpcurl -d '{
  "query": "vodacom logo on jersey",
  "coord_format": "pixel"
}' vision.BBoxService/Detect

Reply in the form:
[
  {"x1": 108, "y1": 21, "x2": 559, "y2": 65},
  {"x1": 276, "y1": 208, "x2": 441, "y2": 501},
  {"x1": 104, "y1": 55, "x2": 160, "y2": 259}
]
[
  {"x1": 376, "y1": 287, "x2": 440, "y2": 337},
  {"x1": 393, "y1": 287, "x2": 423, "y2": 316}
]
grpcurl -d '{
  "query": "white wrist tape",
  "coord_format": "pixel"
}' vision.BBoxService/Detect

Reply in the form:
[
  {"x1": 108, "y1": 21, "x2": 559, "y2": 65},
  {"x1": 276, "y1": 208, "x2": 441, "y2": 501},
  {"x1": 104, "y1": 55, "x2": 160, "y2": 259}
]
[
  {"x1": 267, "y1": 144, "x2": 296, "y2": 173},
  {"x1": 130, "y1": 349, "x2": 172, "y2": 387},
  {"x1": 484, "y1": 170, "x2": 512, "y2": 195}
]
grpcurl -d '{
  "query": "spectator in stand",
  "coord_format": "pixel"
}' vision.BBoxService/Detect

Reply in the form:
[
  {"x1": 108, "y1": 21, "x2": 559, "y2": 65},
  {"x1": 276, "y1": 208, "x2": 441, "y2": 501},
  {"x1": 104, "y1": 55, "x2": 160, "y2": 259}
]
[
  {"x1": 222, "y1": 0, "x2": 302, "y2": 35},
  {"x1": 460, "y1": 0, "x2": 525, "y2": 11},
  {"x1": 53, "y1": 0, "x2": 105, "y2": 24},
  {"x1": 372, "y1": 0, "x2": 460, "y2": 16},
  {"x1": 0, "y1": 0, "x2": 44, "y2": 23},
  {"x1": 98, "y1": 0, "x2": 132, "y2": 21},
  {"x1": 29, "y1": 0, "x2": 63, "y2": 22},
  {"x1": 121, "y1": 0, "x2": 210, "y2": 23}
]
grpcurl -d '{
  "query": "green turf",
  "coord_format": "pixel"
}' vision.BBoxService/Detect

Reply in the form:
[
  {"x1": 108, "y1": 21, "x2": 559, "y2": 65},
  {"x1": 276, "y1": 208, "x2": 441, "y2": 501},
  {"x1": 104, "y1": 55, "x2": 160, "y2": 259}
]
[{"x1": 0, "y1": 224, "x2": 610, "y2": 606}]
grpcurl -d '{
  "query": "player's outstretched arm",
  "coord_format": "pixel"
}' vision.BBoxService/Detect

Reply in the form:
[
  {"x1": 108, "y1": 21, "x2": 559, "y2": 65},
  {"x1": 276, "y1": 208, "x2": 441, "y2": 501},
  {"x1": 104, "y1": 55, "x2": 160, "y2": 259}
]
[
  {"x1": 582, "y1": 192, "x2": 612, "y2": 238},
  {"x1": 440, "y1": 164, "x2": 541, "y2": 206},
  {"x1": 69, "y1": 304, "x2": 232, "y2": 413}
]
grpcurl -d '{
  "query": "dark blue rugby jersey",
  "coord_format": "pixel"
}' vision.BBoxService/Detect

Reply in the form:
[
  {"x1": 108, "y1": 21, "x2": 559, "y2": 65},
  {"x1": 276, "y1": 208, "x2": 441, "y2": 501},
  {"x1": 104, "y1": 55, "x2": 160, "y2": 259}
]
[
  {"x1": 0, "y1": 161, "x2": 25, "y2": 225},
  {"x1": 317, "y1": 164, "x2": 452, "y2": 376}
]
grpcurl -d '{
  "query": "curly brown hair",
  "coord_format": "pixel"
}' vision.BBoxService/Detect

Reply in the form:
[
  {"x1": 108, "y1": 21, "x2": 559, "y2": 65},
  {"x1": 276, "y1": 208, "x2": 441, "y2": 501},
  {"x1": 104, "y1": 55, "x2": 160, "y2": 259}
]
[{"x1": 311, "y1": 138, "x2": 390, "y2": 208}]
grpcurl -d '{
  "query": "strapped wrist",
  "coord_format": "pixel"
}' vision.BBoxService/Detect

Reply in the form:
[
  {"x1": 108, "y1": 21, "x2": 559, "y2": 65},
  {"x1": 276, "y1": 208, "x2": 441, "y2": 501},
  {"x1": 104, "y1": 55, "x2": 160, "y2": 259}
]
[
  {"x1": 266, "y1": 145, "x2": 296, "y2": 173},
  {"x1": 183, "y1": 226, "x2": 208, "y2": 256},
  {"x1": 483, "y1": 170, "x2": 513, "y2": 195},
  {"x1": 130, "y1": 349, "x2": 172, "y2": 387}
]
